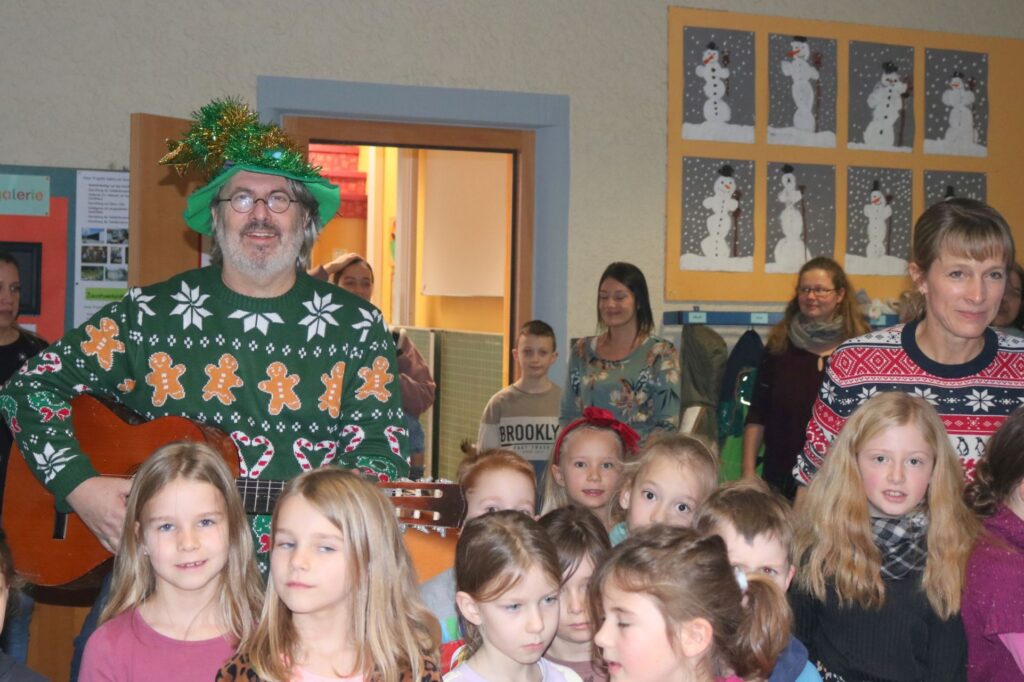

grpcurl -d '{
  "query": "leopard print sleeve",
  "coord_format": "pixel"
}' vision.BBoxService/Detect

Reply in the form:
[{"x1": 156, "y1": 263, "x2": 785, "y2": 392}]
[{"x1": 215, "y1": 653, "x2": 264, "y2": 682}]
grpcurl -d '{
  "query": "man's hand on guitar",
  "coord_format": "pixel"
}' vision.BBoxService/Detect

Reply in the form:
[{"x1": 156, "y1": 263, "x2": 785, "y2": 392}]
[{"x1": 66, "y1": 477, "x2": 133, "y2": 553}]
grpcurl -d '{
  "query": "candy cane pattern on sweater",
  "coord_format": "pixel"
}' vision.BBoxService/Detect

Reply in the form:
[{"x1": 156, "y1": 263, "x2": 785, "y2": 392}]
[
  {"x1": 340, "y1": 424, "x2": 365, "y2": 453},
  {"x1": 292, "y1": 438, "x2": 338, "y2": 471},
  {"x1": 231, "y1": 430, "x2": 275, "y2": 478},
  {"x1": 384, "y1": 425, "x2": 408, "y2": 458}
]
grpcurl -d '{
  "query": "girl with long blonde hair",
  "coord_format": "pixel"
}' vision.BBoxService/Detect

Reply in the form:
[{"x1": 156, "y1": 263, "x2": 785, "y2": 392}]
[
  {"x1": 218, "y1": 468, "x2": 440, "y2": 681},
  {"x1": 793, "y1": 391, "x2": 979, "y2": 681},
  {"x1": 79, "y1": 442, "x2": 262, "y2": 681}
]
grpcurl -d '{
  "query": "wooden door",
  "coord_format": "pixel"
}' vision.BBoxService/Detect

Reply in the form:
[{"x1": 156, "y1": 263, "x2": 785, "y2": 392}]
[{"x1": 127, "y1": 114, "x2": 204, "y2": 287}]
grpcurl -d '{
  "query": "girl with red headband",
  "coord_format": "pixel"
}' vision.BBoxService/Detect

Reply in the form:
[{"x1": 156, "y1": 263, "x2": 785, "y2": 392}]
[{"x1": 540, "y1": 407, "x2": 639, "y2": 530}]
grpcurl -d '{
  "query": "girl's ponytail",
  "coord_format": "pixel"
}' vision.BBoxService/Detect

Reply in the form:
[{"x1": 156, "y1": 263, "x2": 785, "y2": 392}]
[
  {"x1": 964, "y1": 405, "x2": 1024, "y2": 518},
  {"x1": 965, "y1": 456, "x2": 1000, "y2": 518},
  {"x1": 730, "y1": 574, "x2": 792, "y2": 680}
]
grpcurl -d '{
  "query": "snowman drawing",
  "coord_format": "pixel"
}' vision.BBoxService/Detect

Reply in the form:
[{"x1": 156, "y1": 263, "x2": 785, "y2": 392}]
[
  {"x1": 781, "y1": 36, "x2": 819, "y2": 132},
  {"x1": 701, "y1": 165, "x2": 739, "y2": 259},
  {"x1": 774, "y1": 165, "x2": 806, "y2": 269},
  {"x1": 864, "y1": 61, "x2": 907, "y2": 147},
  {"x1": 863, "y1": 181, "x2": 892, "y2": 260},
  {"x1": 944, "y1": 185, "x2": 957, "y2": 201},
  {"x1": 696, "y1": 42, "x2": 731, "y2": 124},
  {"x1": 942, "y1": 71, "x2": 975, "y2": 149}
]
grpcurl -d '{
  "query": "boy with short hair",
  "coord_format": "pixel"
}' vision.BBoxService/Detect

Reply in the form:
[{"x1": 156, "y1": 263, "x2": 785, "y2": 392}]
[
  {"x1": 695, "y1": 479, "x2": 821, "y2": 682},
  {"x1": 477, "y1": 320, "x2": 561, "y2": 482}
]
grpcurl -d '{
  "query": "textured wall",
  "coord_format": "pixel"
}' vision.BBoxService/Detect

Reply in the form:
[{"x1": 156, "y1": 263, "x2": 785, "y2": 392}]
[{"x1": 3, "y1": 1, "x2": 1022, "y2": 336}]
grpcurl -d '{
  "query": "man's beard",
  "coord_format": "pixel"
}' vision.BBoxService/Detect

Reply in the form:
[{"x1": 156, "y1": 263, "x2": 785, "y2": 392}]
[{"x1": 215, "y1": 216, "x2": 304, "y2": 281}]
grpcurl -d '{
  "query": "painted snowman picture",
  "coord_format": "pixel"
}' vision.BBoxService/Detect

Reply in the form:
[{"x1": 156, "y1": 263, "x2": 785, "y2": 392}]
[
  {"x1": 698, "y1": 42, "x2": 731, "y2": 126},
  {"x1": 700, "y1": 164, "x2": 739, "y2": 259},
  {"x1": 863, "y1": 62, "x2": 907, "y2": 147},
  {"x1": 863, "y1": 181, "x2": 892, "y2": 260},
  {"x1": 845, "y1": 168, "x2": 912, "y2": 276},
  {"x1": 924, "y1": 49, "x2": 988, "y2": 157},
  {"x1": 848, "y1": 44, "x2": 914, "y2": 153},
  {"x1": 682, "y1": 28, "x2": 756, "y2": 143},
  {"x1": 680, "y1": 159, "x2": 754, "y2": 272},
  {"x1": 784, "y1": 37, "x2": 817, "y2": 132},
  {"x1": 772, "y1": 165, "x2": 806, "y2": 271},
  {"x1": 768, "y1": 34, "x2": 836, "y2": 147}
]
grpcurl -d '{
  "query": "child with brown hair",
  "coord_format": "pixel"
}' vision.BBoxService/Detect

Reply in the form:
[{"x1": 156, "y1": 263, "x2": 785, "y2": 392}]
[
  {"x1": 695, "y1": 480, "x2": 820, "y2": 682},
  {"x1": 421, "y1": 445, "x2": 537, "y2": 673},
  {"x1": 590, "y1": 524, "x2": 792, "y2": 682},
  {"x1": 610, "y1": 433, "x2": 718, "y2": 545},
  {"x1": 963, "y1": 405, "x2": 1024, "y2": 680},
  {"x1": 539, "y1": 505, "x2": 613, "y2": 681},
  {"x1": 477, "y1": 320, "x2": 562, "y2": 483},
  {"x1": 447, "y1": 511, "x2": 581, "y2": 681}
]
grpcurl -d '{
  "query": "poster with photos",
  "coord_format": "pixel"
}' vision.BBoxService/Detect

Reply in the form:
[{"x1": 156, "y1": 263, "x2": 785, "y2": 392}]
[
  {"x1": 765, "y1": 162, "x2": 836, "y2": 273},
  {"x1": 74, "y1": 170, "x2": 129, "y2": 325},
  {"x1": 923, "y1": 49, "x2": 989, "y2": 157},
  {"x1": 681, "y1": 27, "x2": 756, "y2": 143},
  {"x1": 848, "y1": 42, "x2": 915, "y2": 152},
  {"x1": 680, "y1": 157, "x2": 755, "y2": 272},
  {"x1": 844, "y1": 166, "x2": 913, "y2": 276},
  {"x1": 924, "y1": 170, "x2": 987, "y2": 207},
  {"x1": 768, "y1": 34, "x2": 837, "y2": 148}
]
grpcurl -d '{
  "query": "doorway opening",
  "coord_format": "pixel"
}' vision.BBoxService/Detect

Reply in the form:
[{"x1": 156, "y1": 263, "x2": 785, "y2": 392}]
[{"x1": 286, "y1": 118, "x2": 533, "y2": 479}]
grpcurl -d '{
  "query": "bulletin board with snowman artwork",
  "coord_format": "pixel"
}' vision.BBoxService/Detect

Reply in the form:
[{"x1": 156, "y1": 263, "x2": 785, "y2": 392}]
[{"x1": 666, "y1": 8, "x2": 1024, "y2": 303}]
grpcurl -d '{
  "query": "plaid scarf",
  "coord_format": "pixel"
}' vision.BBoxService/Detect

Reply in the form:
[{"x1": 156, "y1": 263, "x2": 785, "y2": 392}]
[{"x1": 871, "y1": 510, "x2": 929, "y2": 580}]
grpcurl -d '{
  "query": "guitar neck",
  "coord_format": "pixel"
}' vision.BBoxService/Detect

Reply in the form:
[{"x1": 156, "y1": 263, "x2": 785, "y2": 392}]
[
  {"x1": 235, "y1": 478, "x2": 286, "y2": 516},
  {"x1": 234, "y1": 477, "x2": 464, "y2": 530}
]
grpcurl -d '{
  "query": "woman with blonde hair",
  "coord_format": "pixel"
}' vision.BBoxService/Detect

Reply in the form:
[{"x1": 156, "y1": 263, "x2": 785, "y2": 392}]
[
  {"x1": 793, "y1": 391, "x2": 979, "y2": 681},
  {"x1": 795, "y1": 198, "x2": 1024, "y2": 490},
  {"x1": 742, "y1": 257, "x2": 867, "y2": 499},
  {"x1": 218, "y1": 468, "x2": 440, "y2": 681}
]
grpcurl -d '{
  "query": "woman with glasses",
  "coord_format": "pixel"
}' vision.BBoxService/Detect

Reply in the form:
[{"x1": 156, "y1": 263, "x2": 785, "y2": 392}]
[
  {"x1": 795, "y1": 198, "x2": 1024, "y2": 493},
  {"x1": 741, "y1": 257, "x2": 868, "y2": 499},
  {"x1": 560, "y1": 262, "x2": 680, "y2": 444}
]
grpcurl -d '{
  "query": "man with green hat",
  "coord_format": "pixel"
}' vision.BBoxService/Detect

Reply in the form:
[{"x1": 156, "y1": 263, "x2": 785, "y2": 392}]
[{"x1": 1, "y1": 98, "x2": 409, "y2": 574}]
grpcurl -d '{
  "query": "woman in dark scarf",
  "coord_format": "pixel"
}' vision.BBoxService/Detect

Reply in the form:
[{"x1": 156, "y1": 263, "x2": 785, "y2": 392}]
[{"x1": 741, "y1": 257, "x2": 868, "y2": 499}]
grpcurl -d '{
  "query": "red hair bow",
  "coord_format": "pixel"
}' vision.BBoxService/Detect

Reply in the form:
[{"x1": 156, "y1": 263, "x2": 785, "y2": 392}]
[{"x1": 552, "y1": 406, "x2": 641, "y2": 465}]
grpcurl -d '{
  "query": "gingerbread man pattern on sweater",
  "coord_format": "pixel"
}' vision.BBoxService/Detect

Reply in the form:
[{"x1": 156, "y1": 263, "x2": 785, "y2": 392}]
[{"x1": 0, "y1": 267, "x2": 409, "y2": 571}]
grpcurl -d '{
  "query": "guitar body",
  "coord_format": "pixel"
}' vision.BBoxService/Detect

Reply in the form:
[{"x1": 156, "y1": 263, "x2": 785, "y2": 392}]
[
  {"x1": 3, "y1": 395, "x2": 462, "y2": 588},
  {"x1": 3, "y1": 395, "x2": 237, "y2": 588}
]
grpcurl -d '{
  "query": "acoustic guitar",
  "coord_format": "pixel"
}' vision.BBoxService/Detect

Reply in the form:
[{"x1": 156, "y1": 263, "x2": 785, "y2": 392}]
[{"x1": 2, "y1": 395, "x2": 462, "y2": 588}]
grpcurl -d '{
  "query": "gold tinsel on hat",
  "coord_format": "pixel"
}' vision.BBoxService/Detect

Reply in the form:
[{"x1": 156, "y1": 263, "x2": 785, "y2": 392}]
[{"x1": 159, "y1": 97, "x2": 320, "y2": 181}]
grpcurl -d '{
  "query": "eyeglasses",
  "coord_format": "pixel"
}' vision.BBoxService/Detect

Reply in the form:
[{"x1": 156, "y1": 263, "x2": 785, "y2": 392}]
[
  {"x1": 215, "y1": 191, "x2": 296, "y2": 214},
  {"x1": 797, "y1": 286, "x2": 837, "y2": 297}
]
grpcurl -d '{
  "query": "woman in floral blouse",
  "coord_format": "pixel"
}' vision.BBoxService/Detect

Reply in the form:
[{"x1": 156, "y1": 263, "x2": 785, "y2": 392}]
[{"x1": 560, "y1": 262, "x2": 681, "y2": 444}]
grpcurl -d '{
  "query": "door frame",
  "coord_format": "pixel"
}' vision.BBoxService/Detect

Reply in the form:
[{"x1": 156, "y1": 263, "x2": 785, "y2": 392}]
[
  {"x1": 283, "y1": 117, "x2": 533, "y2": 366},
  {"x1": 257, "y1": 76, "x2": 571, "y2": 382}
]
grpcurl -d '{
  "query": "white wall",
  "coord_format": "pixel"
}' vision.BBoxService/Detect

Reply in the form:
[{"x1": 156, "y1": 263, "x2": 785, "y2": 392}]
[{"x1": 2, "y1": 0, "x2": 1022, "y2": 337}]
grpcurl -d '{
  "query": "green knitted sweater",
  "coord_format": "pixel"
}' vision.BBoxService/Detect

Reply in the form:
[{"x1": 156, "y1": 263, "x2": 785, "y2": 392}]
[{"x1": 0, "y1": 267, "x2": 408, "y2": 566}]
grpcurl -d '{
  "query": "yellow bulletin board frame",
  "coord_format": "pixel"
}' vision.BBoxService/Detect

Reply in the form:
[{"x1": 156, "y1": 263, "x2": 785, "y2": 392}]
[{"x1": 666, "y1": 8, "x2": 1024, "y2": 302}]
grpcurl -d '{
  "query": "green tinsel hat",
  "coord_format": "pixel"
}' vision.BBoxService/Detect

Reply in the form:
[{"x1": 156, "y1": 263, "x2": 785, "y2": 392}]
[{"x1": 159, "y1": 97, "x2": 340, "y2": 235}]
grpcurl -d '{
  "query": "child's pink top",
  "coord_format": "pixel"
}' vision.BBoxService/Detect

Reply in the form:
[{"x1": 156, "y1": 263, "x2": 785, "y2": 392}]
[{"x1": 79, "y1": 607, "x2": 235, "y2": 682}]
